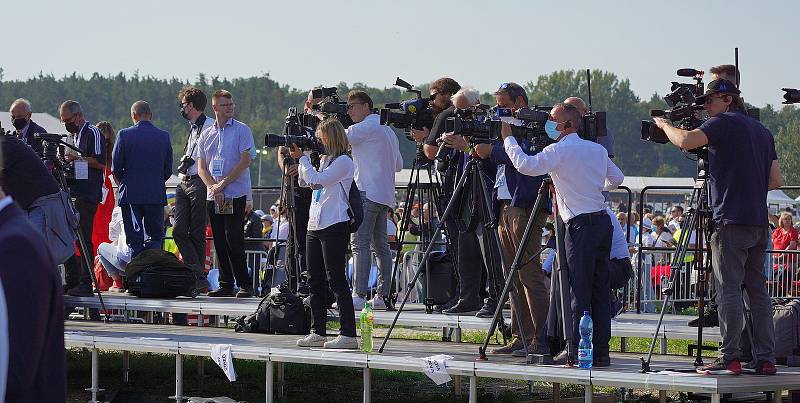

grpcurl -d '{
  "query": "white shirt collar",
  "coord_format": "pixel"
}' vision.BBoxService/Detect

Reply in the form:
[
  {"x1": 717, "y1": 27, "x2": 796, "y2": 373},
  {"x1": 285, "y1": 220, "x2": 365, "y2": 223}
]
[{"x1": 0, "y1": 196, "x2": 14, "y2": 214}]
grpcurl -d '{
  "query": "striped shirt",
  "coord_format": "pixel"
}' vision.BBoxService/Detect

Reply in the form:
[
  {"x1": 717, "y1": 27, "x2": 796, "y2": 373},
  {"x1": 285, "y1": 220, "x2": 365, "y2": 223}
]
[{"x1": 67, "y1": 121, "x2": 106, "y2": 203}]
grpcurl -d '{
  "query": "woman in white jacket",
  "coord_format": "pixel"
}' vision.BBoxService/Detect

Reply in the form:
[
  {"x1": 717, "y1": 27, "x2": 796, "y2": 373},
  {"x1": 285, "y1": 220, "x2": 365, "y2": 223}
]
[
  {"x1": 97, "y1": 206, "x2": 133, "y2": 292},
  {"x1": 290, "y1": 118, "x2": 359, "y2": 350}
]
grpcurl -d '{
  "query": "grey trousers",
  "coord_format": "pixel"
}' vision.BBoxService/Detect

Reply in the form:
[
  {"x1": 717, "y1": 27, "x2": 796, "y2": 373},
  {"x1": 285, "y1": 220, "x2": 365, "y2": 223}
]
[
  {"x1": 352, "y1": 194, "x2": 392, "y2": 297},
  {"x1": 711, "y1": 223, "x2": 775, "y2": 363}
]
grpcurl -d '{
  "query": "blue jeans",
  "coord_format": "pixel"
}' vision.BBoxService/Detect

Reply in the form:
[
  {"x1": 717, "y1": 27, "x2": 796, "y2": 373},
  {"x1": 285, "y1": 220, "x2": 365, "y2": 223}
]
[
  {"x1": 97, "y1": 243, "x2": 128, "y2": 278},
  {"x1": 352, "y1": 192, "x2": 392, "y2": 297}
]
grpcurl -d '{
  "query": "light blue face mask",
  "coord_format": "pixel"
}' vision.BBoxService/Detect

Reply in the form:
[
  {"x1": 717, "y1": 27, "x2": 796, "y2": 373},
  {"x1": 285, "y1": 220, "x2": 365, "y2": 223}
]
[{"x1": 544, "y1": 120, "x2": 561, "y2": 140}]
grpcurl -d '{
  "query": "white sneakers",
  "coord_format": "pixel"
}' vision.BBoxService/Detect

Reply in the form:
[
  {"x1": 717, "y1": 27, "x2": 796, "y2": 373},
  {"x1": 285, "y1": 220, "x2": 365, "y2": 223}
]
[
  {"x1": 370, "y1": 294, "x2": 387, "y2": 310},
  {"x1": 351, "y1": 294, "x2": 366, "y2": 311},
  {"x1": 296, "y1": 333, "x2": 359, "y2": 349},
  {"x1": 323, "y1": 335, "x2": 359, "y2": 349}
]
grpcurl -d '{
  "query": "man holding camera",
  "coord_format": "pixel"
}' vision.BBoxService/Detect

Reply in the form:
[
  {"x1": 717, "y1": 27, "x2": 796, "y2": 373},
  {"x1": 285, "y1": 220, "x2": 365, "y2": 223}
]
[
  {"x1": 9, "y1": 98, "x2": 47, "y2": 155},
  {"x1": 197, "y1": 90, "x2": 255, "y2": 298},
  {"x1": 175, "y1": 87, "x2": 214, "y2": 288},
  {"x1": 112, "y1": 101, "x2": 173, "y2": 257},
  {"x1": 653, "y1": 78, "x2": 782, "y2": 375},
  {"x1": 59, "y1": 100, "x2": 106, "y2": 297},
  {"x1": 345, "y1": 90, "x2": 404, "y2": 310},
  {"x1": 473, "y1": 83, "x2": 550, "y2": 356},
  {"x1": 502, "y1": 103, "x2": 624, "y2": 366}
]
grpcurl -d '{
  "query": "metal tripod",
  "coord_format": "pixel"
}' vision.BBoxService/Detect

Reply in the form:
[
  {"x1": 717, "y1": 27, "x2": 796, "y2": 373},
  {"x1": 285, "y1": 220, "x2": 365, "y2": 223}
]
[{"x1": 379, "y1": 153, "x2": 509, "y2": 352}]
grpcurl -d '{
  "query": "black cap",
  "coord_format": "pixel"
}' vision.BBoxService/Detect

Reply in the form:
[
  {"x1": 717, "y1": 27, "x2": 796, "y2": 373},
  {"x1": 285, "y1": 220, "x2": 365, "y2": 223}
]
[
  {"x1": 495, "y1": 82, "x2": 528, "y2": 105},
  {"x1": 705, "y1": 78, "x2": 741, "y2": 96}
]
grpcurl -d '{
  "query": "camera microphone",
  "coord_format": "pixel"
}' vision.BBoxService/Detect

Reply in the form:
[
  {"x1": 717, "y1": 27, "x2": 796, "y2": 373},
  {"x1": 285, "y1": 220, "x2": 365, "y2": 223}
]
[{"x1": 676, "y1": 68, "x2": 703, "y2": 77}]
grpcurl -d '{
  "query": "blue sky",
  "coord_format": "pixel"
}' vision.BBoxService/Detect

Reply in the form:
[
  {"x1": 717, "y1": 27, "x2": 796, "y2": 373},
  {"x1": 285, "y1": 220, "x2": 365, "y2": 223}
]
[{"x1": 2, "y1": 0, "x2": 797, "y2": 107}]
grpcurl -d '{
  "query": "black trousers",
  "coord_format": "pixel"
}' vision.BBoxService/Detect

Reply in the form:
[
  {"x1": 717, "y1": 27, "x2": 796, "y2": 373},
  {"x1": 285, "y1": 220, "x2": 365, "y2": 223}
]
[
  {"x1": 307, "y1": 221, "x2": 355, "y2": 337},
  {"x1": 65, "y1": 198, "x2": 97, "y2": 287},
  {"x1": 565, "y1": 211, "x2": 613, "y2": 352},
  {"x1": 207, "y1": 196, "x2": 251, "y2": 290},
  {"x1": 173, "y1": 176, "x2": 208, "y2": 274}
]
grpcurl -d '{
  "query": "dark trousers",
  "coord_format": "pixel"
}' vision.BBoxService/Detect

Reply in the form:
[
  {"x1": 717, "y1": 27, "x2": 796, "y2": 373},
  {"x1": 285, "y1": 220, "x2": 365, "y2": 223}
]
[
  {"x1": 121, "y1": 204, "x2": 164, "y2": 258},
  {"x1": 207, "y1": 196, "x2": 251, "y2": 290},
  {"x1": 65, "y1": 198, "x2": 97, "y2": 287},
  {"x1": 565, "y1": 212, "x2": 612, "y2": 353},
  {"x1": 307, "y1": 221, "x2": 355, "y2": 337},
  {"x1": 174, "y1": 176, "x2": 208, "y2": 274}
]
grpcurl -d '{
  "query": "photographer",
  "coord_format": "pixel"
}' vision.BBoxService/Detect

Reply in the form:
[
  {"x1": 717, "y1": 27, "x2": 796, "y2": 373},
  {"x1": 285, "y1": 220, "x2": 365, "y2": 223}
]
[
  {"x1": 291, "y1": 118, "x2": 358, "y2": 350},
  {"x1": 345, "y1": 90, "x2": 404, "y2": 310},
  {"x1": 416, "y1": 77, "x2": 462, "y2": 160},
  {"x1": 473, "y1": 83, "x2": 550, "y2": 356},
  {"x1": 175, "y1": 87, "x2": 215, "y2": 288},
  {"x1": 652, "y1": 78, "x2": 783, "y2": 375},
  {"x1": 436, "y1": 88, "x2": 503, "y2": 317},
  {"x1": 59, "y1": 100, "x2": 106, "y2": 297},
  {"x1": 502, "y1": 103, "x2": 624, "y2": 366},
  {"x1": 8, "y1": 98, "x2": 47, "y2": 155},
  {"x1": 197, "y1": 90, "x2": 255, "y2": 298}
]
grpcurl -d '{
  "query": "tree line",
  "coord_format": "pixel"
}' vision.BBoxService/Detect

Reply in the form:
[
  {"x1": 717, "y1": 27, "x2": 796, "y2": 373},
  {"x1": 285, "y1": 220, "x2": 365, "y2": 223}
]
[{"x1": 0, "y1": 69, "x2": 797, "y2": 192}]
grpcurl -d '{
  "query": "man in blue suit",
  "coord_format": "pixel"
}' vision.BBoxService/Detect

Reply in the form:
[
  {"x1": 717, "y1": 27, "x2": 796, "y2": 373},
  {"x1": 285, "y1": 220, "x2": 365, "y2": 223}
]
[{"x1": 112, "y1": 101, "x2": 173, "y2": 257}]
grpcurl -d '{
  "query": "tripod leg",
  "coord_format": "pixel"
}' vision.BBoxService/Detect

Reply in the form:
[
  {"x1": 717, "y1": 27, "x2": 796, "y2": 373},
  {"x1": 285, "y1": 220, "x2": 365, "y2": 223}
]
[{"x1": 387, "y1": 160, "x2": 422, "y2": 309}]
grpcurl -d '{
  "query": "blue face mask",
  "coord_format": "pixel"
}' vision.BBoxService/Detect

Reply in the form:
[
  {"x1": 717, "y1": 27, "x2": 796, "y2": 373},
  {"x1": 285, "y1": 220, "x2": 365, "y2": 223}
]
[{"x1": 544, "y1": 120, "x2": 561, "y2": 140}]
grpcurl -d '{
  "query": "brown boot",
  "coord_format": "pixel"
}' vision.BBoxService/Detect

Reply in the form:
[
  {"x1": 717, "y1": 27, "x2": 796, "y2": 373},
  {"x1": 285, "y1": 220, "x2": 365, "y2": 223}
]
[{"x1": 490, "y1": 338, "x2": 523, "y2": 354}]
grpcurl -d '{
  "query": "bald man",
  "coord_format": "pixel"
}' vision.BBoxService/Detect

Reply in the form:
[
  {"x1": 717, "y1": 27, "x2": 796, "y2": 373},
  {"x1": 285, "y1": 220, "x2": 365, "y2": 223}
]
[
  {"x1": 563, "y1": 97, "x2": 615, "y2": 158},
  {"x1": 112, "y1": 101, "x2": 173, "y2": 257},
  {"x1": 8, "y1": 98, "x2": 47, "y2": 155}
]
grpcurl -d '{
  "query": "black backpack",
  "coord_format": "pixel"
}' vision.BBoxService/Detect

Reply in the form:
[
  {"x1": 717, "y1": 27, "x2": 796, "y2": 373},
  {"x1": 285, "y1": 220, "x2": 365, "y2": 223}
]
[
  {"x1": 339, "y1": 178, "x2": 363, "y2": 233},
  {"x1": 235, "y1": 291, "x2": 311, "y2": 335},
  {"x1": 125, "y1": 250, "x2": 197, "y2": 298}
]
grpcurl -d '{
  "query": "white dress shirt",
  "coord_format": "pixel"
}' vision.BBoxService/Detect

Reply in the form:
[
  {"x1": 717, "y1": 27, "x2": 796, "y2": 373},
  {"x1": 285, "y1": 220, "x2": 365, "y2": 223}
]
[
  {"x1": 503, "y1": 133, "x2": 624, "y2": 222},
  {"x1": 298, "y1": 154, "x2": 355, "y2": 231},
  {"x1": 346, "y1": 114, "x2": 403, "y2": 208}
]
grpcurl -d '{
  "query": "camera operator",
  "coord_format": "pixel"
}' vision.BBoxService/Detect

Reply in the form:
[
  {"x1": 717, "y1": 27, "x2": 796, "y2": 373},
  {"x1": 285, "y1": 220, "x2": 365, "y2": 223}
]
[
  {"x1": 436, "y1": 88, "x2": 504, "y2": 317},
  {"x1": 652, "y1": 78, "x2": 783, "y2": 375},
  {"x1": 175, "y1": 87, "x2": 215, "y2": 289},
  {"x1": 563, "y1": 97, "x2": 615, "y2": 158},
  {"x1": 345, "y1": 90, "x2": 404, "y2": 310},
  {"x1": 8, "y1": 98, "x2": 47, "y2": 155},
  {"x1": 59, "y1": 100, "x2": 106, "y2": 297},
  {"x1": 502, "y1": 103, "x2": 624, "y2": 366},
  {"x1": 414, "y1": 77, "x2": 461, "y2": 160},
  {"x1": 197, "y1": 90, "x2": 255, "y2": 298},
  {"x1": 472, "y1": 83, "x2": 550, "y2": 356},
  {"x1": 0, "y1": 134, "x2": 74, "y2": 265}
]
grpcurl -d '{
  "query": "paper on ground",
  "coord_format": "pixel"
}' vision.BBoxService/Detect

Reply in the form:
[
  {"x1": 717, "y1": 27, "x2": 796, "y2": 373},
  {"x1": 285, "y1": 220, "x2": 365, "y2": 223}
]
[
  {"x1": 420, "y1": 354, "x2": 453, "y2": 385},
  {"x1": 211, "y1": 344, "x2": 237, "y2": 382}
]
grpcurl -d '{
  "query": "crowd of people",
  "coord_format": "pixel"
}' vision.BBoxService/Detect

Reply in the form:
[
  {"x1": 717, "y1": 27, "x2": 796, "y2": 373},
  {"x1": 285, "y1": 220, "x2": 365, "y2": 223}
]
[{"x1": 0, "y1": 62, "x2": 786, "y2": 400}]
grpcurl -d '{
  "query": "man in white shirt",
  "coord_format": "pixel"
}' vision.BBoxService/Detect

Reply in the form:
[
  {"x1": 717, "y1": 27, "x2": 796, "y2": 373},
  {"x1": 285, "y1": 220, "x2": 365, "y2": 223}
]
[
  {"x1": 346, "y1": 90, "x2": 404, "y2": 310},
  {"x1": 502, "y1": 103, "x2": 624, "y2": 366}
]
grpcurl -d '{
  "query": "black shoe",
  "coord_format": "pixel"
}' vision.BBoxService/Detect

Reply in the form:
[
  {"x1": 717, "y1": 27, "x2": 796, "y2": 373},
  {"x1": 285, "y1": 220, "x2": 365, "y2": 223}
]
[
  {"x1": 67, "y1": 283, "x2": 94, "y2": 297},
  {"x1": 442, "y1": 302, "x2": 480, "y2": 315},
  {"x1": 688, "y1": 309, "x2": 719, "y2": 328},
  {"x1": 593, "y1": 354, "x2": 611, "y2": 367},
  {"x1": 475, "y1": 303, "x2": 496, "y2": 318},
  {"x1": 207, "y1": 288, "x2": 235, "y2": 297},
  {"x1": 236, "y1": 289, "x2": 253, "y2": 298},
  {"x1": 195, "y1": 277, "x2": 211, "y2": 292},
  {"x1": 433, "y1": 298, "x2": 458, "y2": 313}
]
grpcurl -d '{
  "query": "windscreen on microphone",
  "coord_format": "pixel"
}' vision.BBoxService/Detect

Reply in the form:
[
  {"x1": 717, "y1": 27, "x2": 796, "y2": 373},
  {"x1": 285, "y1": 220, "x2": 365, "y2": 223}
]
[{"x1": 676, "y1": 68, "x2": 702, "y2": 77}]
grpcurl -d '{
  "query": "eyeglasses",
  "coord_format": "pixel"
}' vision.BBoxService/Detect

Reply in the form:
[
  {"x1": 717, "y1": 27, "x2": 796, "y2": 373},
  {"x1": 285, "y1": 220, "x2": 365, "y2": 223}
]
[
  {"x1": 215, "y1": 103, "x2": 234, "y2": 108},
  {"x1": 704, "y1": 95, "x2": 726, "y2": 105},
  {"x1": 346, "y1": 102, "x2": 365, "y2": 110},
  {"x1": 180, "y1": 102, "x2": 190, "y2": 109},
  {"x1": 429, "y1": 92, "x2": 439, "y2": 101}
]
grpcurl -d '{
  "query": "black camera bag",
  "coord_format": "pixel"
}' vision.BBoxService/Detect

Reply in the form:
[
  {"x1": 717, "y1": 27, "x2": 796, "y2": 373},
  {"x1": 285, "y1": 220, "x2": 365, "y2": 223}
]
[
  {"x1": 235, "y1": 291, "x2": 311, "y2": 335},
  {"x1": 417, "y1": 251, "x2": 457, "y2": 306},
  {"x1": 125, "y1": 250, "x2": 197, "y2": 298}
]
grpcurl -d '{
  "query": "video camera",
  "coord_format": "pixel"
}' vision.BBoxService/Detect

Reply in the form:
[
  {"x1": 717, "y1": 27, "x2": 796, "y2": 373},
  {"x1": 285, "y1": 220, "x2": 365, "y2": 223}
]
[
  {"x1": 641, "y1": 68, "x2": 707, "y2": 144},
  {"x1": 33, "y1": 132, "x2": 84, "y2": 180},
  {"x1": 264, "y1": 107, "x2": 324, "y2": 152},
  {"x1": 310, "y1": 87, "x2": 349, "y2": 116},
  {"x1": 379, "y1": 77, "x2": 435, "y2": 140},
  {"x1": 782, "y1": 88, "x2": 800, "y2": 105}
]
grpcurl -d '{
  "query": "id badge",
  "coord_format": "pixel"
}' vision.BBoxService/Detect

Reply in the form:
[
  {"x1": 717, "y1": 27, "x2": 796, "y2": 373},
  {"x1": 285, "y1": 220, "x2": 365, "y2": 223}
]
[
  {"x1": 74, "y1": 160, "x2": 89, "y2": 180},
  {"x1": 210, "y1": 158, "x2": 224, "y2": 177}
]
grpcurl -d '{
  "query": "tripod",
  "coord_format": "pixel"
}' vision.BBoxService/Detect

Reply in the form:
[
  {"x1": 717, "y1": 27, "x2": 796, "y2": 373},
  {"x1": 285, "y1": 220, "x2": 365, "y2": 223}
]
[
  {"x1": 37, "y1": 134, "x2": 109, "y2": 322},
  {"x1": 478, "y1": 178, "x2": 576, "y2": 365},
  {"x1": 273, "y1": 155, "x2": 308, "y2": 295},
  {"x1": 379, "y1": 151, "x2": 509, "y2": 352},
  {"x1": 387, "y1": 144, "x2": 451, "y2": 313},
  {"x1": 641, "y1": 159, "x2": 712, "y2": 372}
]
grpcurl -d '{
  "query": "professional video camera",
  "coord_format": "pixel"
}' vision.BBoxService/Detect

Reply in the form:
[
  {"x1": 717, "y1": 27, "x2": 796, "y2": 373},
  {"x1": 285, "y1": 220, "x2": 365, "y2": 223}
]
[
  {"x1": 264, "y1": 107, "x2": 324, "y2": 152},
  {"x1": 782, "y1": 88, "x2": 800, "y2": 104},
  {"x1": 641, "y1": 68, "x2": 706, "y2": 144},
  {"x1": 33, "y1": 132, "x2": 81, "y2": 180},
  {"x1": 310, "y1": 87, "x2": 348, "y2": 116},
  {"x1": 379, "y1": 77, "x2": 435, "y2": 140}
]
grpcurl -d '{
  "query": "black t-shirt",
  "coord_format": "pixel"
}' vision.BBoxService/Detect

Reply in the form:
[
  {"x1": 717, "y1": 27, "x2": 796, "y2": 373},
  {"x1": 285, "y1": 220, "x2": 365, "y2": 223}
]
[
  {"x1": 66, "y1": 122, "x2": 105, "y2": 203},
  {"x1": 425, "y1": 106, "x2": 455, "y2": 146},
  {"x1": 0, "y1": 135, "x2": 61, "y2": 210},
  {"x1": 699, "y1": 110, "x2": 777, "y2": 226}
]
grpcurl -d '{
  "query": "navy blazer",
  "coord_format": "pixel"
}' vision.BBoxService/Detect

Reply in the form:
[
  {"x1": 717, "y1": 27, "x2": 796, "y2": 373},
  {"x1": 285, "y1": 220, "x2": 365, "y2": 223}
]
[
  {"x1": 112, "y1": 120, "x2": 173, "y2": 205},
  {"x1": 0, "y1": 201, "x2": 66, "y2": 402},
  {"x1": 17, "y1": 120, "x2": 47, "y2": 156},
  {"x1": 489, "y1": 138, "x2": 548, "y2": 210}
]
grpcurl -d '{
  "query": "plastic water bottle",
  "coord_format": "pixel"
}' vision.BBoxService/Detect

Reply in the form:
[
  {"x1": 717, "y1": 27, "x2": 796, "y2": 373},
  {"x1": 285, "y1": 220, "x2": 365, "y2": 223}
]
[
  {"x1": 578, "y1": 310, "x2": 593, "y2": 369},
  {"x1": 360, "y1": 301, "x2": 374, "y2": 352}
]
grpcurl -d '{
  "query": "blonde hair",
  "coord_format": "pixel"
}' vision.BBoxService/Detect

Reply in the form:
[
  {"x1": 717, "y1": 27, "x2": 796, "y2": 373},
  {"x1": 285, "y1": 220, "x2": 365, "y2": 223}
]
[
  {"x1": 317, "y1": 118, "x2": 349, "y2": 158},
  {"x1": 652, "y1": 216, "x2": 666, "y2": 227},
  {"x1": 779, "y1": 212, "x2": 794, "y2": 228}
]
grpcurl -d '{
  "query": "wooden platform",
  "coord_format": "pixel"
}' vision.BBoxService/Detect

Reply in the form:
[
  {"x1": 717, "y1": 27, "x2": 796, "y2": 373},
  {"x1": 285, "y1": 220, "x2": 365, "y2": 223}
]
[
  {"x1": 65, "y1": 294, "x2": 721, "y2": 344},
  {"x1": 65, "y1": 320, "x2": 796, "y2": 403}
]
